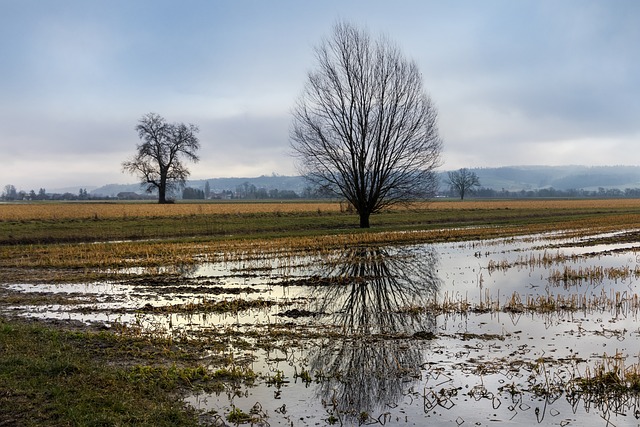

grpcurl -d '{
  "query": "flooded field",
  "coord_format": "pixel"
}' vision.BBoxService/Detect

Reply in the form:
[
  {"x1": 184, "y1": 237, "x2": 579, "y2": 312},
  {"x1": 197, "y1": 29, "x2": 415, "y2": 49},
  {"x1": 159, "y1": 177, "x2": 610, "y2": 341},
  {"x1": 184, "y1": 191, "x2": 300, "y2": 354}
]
[{"x1": 3, "y1": 228, "x2": 640, "y2": 426}]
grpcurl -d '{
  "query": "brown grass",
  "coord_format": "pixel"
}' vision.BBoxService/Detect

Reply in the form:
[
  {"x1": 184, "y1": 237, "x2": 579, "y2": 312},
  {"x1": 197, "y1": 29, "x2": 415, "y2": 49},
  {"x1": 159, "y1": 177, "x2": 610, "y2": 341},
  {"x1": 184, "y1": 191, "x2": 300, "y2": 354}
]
[
  {"x1": 0, "y1": 201, "x2": 344, "y2": 221},
  {"x1": 3, "y1": 198, "x2": 640, "y2": 221},
  {"x1": 3, "y1": 199, "x2": 640, "y2": 282},
  {"x1": 2, "y1": 214, "x2": 639, "y2": 276}
]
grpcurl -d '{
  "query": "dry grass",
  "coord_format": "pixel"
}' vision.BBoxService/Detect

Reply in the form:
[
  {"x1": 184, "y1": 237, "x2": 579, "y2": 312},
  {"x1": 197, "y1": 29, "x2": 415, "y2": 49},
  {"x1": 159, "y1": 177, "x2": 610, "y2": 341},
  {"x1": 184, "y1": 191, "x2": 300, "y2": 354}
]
[
  {"x1": 4, "y1": 199, "x2": 640, "y2": 282},
  {"x1": 502, "y1": 289, "x2": 640, "y2": 313},
  {"x1": 4, "y1": 198, "x2": 640, "y2": 222},
  {"x1": 548, "y1": 265, "x2": 640, "y2": 286},
  {"x1": 2, "y1": 215, "x2": 639, "y2": 277},
  {"x1": 0, "y1": 201, "x2": 344, "y2": 221},
  {"x1": 428, "y1": 199, "x2": 640, "y2": 210},
  {"x1": 404, "y1": 289, "x2": 640, "y2": 316},
  {"x1": 0, "y1": 223, "x2": 597, "y2": 271},
  {"x1": 576, "y1": 351, "x2": 640, "y2": 394}
]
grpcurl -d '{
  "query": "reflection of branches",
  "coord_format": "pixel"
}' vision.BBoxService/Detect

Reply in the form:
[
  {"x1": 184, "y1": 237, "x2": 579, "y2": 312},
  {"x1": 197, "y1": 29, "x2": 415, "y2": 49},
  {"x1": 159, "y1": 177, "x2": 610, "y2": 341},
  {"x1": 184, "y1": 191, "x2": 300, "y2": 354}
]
[
  {"x1": 308, "y1": 245, "x2": 441, "y2": 420},
  {"x1": 314, "y1": 338, "x2": 420, "y2": 419},
  {"x1": 314, "y1": 245, "x2": 440, "y2": 335}
]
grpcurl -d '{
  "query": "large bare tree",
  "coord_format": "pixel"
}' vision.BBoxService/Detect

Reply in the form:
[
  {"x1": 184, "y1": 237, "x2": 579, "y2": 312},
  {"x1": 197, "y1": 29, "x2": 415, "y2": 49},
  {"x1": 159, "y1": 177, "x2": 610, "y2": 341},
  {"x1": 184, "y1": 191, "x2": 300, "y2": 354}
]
[
  {"x1": 122, "y1": 113, "x2": 200, "y2": 204},
  {"x1": 291, "y1": 22, "x2": 442, "y2": 228},
  {"x1": 447, "y1": 168, "x2": 480, "y2": 200}
]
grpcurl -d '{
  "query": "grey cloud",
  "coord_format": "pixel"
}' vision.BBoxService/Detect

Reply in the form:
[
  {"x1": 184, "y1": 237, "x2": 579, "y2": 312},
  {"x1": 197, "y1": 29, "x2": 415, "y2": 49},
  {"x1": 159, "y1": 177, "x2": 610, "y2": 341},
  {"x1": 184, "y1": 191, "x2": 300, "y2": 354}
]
[
  {"x1": 194, "y1": 113, "x2": 296, "y2": 178},
  {"x1": 2, "y1": 0, "x2": 640, "y2": 189}
]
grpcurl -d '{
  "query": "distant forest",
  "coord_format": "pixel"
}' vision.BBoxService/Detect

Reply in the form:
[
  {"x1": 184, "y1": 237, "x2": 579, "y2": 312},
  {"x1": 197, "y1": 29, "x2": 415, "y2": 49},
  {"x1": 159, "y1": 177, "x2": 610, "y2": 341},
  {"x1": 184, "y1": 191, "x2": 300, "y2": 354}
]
[{"x1": 3, "y1": 165, "x2": 640, "y2": 201}]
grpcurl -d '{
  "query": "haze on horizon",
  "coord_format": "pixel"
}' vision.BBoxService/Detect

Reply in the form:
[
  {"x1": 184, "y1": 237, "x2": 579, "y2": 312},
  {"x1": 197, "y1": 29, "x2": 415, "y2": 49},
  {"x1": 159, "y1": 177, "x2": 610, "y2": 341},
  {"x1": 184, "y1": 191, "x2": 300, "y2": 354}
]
[{"x1": 1, "y1": 0, "x2": 638, "y2": 191}]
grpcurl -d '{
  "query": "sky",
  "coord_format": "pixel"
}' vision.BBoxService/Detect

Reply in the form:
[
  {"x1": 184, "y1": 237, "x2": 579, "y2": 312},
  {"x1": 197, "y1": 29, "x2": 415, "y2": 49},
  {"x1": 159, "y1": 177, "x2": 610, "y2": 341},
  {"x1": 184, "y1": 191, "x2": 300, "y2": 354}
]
[{"x1": 1, "y1": 0, "x2": 639, "y2": 191}]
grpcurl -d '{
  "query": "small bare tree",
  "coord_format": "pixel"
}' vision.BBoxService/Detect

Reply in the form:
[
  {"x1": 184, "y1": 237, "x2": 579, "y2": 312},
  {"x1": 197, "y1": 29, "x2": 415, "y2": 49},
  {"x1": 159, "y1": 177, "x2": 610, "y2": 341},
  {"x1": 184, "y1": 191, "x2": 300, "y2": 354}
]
[
  {"x1": 291, "y1": 22, "x2": 442, "y2": 228},
  {"x1": 122, "y1": 113, "x2": 200, "y2": 204},
  {"x1": 447, "y1": 168, "x2": 480, "y2": 200}
]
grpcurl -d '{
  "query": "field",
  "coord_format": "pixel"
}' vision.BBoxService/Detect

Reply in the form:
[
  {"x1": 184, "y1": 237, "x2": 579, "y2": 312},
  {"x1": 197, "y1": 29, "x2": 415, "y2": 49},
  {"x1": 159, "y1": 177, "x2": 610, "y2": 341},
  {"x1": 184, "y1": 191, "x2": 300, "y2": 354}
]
[
  {"x1": 4, "y1": 198, "x2": 640, "y2": 221},
  {"x1": 2, "y1": 199, "x2": 640, "y2": 426}
]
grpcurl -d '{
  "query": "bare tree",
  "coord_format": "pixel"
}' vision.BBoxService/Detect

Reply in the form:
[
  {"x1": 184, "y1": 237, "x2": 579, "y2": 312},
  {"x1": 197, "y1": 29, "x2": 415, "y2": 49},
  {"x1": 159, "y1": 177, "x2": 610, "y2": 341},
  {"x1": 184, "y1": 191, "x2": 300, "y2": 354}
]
[
  {"x1": 447, "y1": 168, "x2": 480, "y2": 200},
  {"x1": 122, "y1": 113, "x2": 200, "y2": 204},
  {"x1": 291, "y1": 22, "x2": 442, "y2": 228},
  {"x1": 2, "y1": 184, "x2": 17, "y2": 201}
]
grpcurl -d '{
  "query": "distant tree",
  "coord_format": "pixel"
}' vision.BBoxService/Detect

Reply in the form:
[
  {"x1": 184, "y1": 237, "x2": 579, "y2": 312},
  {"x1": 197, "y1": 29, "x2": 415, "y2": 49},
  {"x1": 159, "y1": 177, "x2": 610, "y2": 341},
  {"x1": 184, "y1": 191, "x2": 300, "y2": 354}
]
[
  {"x1": 204, "y1": 181, "x2": 211, "y2": 199},
  {"x1": 447, "y1": 168, "x2": 480, "y2": 200},
  {"x1": 38, "y1": 188, "x2": 47, "y2": 200},
  {"x1": 291, "y1": 22, "x2": 442, "y2": 228},
  {"x1": 2, "y1": 185, "x2": 17, "y2": 200},
  {"x1": 236, "y1": 182, "x2": 259, "y2": 199},
  {"x1": 182, "y1": 187, "x2": 204, "y2": 200},
  {"x1": 301, "y1": 184, "x2": 334, "y2": 199},
  {"x1": 122, "y1": 113, "x2": 200, "y2": 204},
  {"x1": 256, "y1": 188, "x2": 268, "y2": 199},
  {"x1": 277, "y1": 190, "x2": 299, "y2": 199}
]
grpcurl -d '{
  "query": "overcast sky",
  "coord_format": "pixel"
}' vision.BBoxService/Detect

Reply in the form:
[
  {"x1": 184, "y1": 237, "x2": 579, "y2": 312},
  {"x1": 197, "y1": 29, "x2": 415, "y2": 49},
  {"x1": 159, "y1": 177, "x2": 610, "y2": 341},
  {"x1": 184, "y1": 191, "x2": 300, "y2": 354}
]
[{"x1": 1, "y1": 0, "x2": 638, "y2": 191}]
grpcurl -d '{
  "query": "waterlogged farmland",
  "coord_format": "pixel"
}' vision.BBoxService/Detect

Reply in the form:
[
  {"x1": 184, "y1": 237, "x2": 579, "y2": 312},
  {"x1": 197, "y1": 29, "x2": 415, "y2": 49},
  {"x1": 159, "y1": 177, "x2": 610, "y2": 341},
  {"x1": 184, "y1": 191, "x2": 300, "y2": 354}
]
[{"x1": 2, "y1": 201, "x2": 640, "y2": 426}]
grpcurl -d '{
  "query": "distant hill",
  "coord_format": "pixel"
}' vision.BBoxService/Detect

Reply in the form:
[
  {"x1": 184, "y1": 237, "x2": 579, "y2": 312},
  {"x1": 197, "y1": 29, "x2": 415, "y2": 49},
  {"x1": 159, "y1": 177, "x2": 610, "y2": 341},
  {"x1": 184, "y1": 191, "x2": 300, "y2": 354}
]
[
  {"x1": 49, "y1": 185, "x2": 98, "y2": 195},
  {"x1": 92, "y1": 166, "x2": 640, "y2": 197},
  {"x1": 188, "y1": 175, "x2": 308, "y2": 194},
  {"x1": 91, "y1": 183, "x2": 142, "y2": 197},
  {"x1": 444, "y1": 166, "x2": 640, "y2": 192}
]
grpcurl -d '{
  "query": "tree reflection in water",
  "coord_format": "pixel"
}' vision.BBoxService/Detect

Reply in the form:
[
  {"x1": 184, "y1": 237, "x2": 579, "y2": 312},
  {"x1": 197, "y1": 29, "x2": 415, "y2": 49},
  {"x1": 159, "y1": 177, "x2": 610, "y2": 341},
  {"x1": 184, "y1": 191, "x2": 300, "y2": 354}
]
[{"x1": 307, "y1": 245, "x2": 441, "y2": 422}]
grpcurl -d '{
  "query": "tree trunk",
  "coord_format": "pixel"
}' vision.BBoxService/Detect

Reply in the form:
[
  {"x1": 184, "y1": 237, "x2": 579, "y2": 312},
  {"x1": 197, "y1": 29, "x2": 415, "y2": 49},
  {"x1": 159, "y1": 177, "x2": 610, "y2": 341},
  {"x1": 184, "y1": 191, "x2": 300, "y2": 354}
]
[
  {"x1": 158, "y1": 172, "x2": 168, "y2": 204},
  {"x1": 359, "y1": 211, "x2": 370, "y2": 228},
  {"x1": 158, "y1": 182, "x2": 167, "y2": 204}
]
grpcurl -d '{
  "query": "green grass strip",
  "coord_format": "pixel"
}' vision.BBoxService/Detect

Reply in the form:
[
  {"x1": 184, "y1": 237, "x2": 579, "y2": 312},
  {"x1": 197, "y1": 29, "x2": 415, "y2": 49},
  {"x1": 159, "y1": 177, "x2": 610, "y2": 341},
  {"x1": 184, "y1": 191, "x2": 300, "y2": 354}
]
[{"x1": 0, "y1": 318, "x2": 200, "y2": 426}]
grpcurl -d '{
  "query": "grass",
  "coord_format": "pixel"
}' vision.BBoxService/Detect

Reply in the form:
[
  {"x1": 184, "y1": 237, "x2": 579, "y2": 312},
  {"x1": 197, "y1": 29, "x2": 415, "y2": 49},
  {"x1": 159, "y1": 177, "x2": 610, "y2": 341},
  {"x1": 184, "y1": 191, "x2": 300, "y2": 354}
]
[
  {"x1": 401, "y1": 288, "x2": 640, "y2": 316},
  {"x1": 3, "y1": 199, "x2": 640, "y2": 283},
  {"x1": 575, "y1": 352, "x2": 640, "y2": 394},
  {"x1": 0, "y1": 318, "x2": 193, "y2": 426},
  {"x1": 139, "y1": 297, "x2": 281, "y2": 314},
  {"x1": 0, "y1": 317, "x2": 254, "y2": 426},
  {"x1": 3, "y1": 199, "x2": 640, "y2": 245},
  {"x1": 548, "y1": 265, "x2": 640, "y2": 286}
]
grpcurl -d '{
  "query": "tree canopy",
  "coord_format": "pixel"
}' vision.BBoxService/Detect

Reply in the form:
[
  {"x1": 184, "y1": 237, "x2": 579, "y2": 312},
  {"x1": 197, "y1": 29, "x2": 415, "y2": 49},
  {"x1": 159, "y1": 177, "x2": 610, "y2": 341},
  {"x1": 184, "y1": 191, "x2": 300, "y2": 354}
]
[
  {"x1": 291, "y1": 22, "x2": 442, "y2": 227},
  {"x1": 122, "y1": 113, "x2": 200, "y2": 204},
  {"x1": 447, "y1": 168, "x2": 480, "y2": 200}
]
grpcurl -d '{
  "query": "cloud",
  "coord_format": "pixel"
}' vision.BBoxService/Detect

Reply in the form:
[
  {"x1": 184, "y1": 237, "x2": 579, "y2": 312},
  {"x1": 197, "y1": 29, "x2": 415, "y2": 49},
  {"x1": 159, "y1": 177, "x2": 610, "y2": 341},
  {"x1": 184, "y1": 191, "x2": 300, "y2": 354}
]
[
  {"x1": 194, "y1": 113, "x2": 296, "y2": 179},
  {"x1": 1, "y1": 0, "x2": 639, "y2": 189}
]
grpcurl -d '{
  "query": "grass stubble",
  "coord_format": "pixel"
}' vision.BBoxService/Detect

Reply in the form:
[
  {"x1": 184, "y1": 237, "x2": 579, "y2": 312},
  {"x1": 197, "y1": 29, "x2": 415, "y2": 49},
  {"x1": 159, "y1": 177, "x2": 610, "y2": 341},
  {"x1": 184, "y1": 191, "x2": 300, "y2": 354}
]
[
  {"x1": 4, "y1": 199, "x2": 640, "y2": 283},
  {"x1": 2, "y1": 199, "x2": 640, "y2": 424}
]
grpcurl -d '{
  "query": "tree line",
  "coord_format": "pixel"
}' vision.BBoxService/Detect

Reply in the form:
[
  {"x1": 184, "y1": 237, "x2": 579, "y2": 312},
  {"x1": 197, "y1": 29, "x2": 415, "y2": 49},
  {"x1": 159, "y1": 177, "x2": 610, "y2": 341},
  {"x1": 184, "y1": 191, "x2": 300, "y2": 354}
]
[
  {"x1": 6, "y1": 179, "x2": 640, "y2": 202},
  {"x1": 455, "y1": 186, "x2": 640, "y2": 199},
  {"x1": 181, "y1": 184, "x2": 299, "y2": 200},
  {"x1": 1, "y1": 185, "x2": 94, "y2": 201}
]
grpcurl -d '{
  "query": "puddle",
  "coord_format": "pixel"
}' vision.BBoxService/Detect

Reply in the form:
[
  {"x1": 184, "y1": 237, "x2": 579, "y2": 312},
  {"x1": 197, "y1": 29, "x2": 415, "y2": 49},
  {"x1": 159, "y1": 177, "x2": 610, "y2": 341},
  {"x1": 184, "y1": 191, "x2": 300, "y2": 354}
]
[{"x1": 3, "y1": 231, "x2": 640, "y2": 425}]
